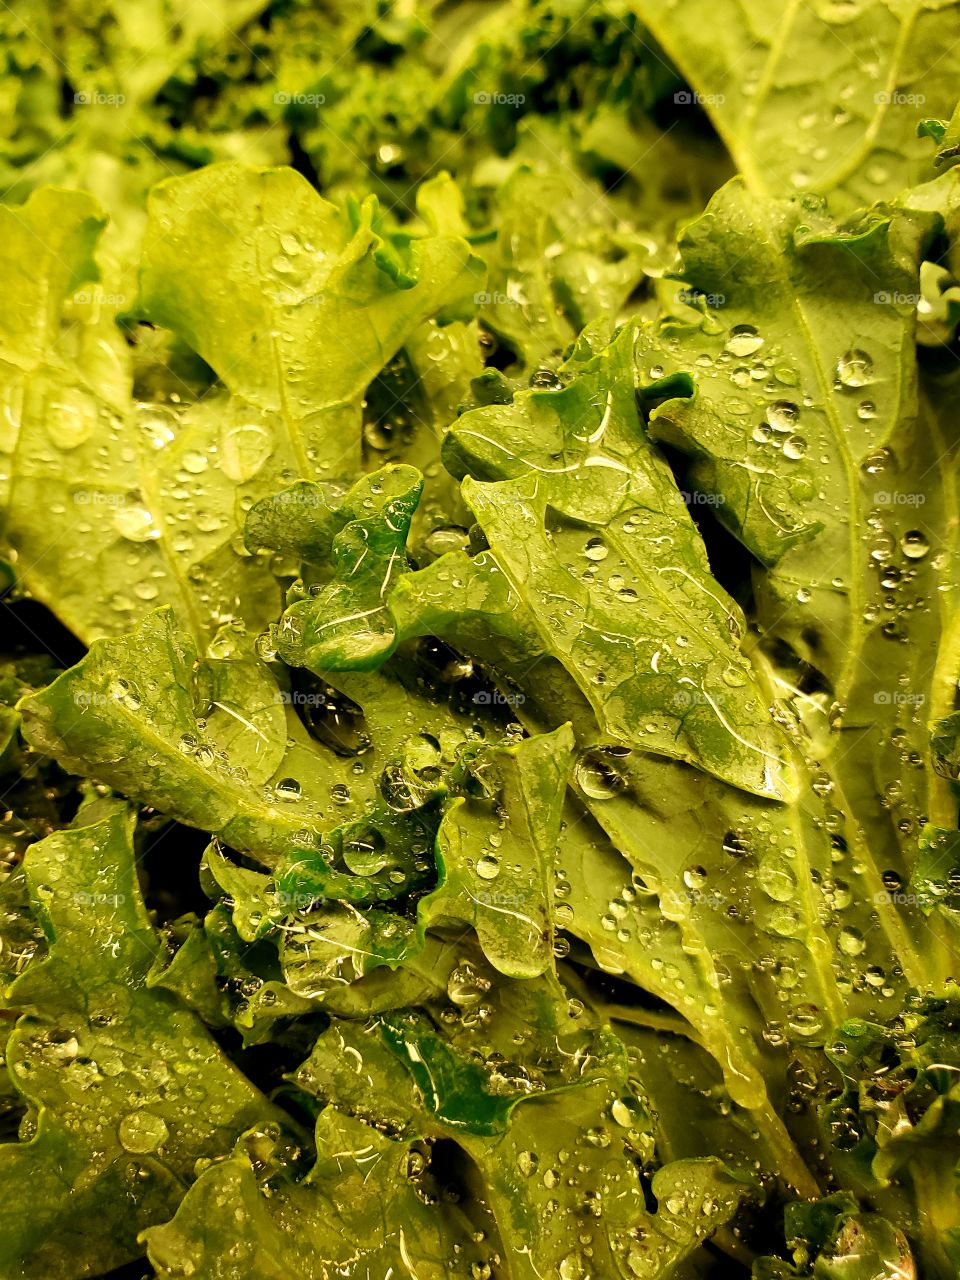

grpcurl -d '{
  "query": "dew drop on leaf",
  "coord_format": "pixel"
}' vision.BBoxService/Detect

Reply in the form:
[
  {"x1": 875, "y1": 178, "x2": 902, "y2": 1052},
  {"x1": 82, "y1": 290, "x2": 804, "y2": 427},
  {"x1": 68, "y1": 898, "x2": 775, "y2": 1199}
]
[
  {"x1": 113, "y1": 504, "x2": 161, "y2": 543},
  {"x1": 725, "y1": 325, "x2": 764, "y2": 357},
  {"x1": 219, "y1": 422, "x2": 275, "y2": 483},
  {"x1": 783, "y1": 434, "x2": 807, "y2": 460},
  {"x1": 766, "y1": 400, "x2": 799, "y2": 432},
  {"x1": 476, "y1": 855, "x2": 500, "y2": 881},
  {"x1": 118, "y1": 1111, "x2": 169, "y2": 1154},
  {"x1": 274, "y1": 777, "x2": 301, "y2": 801},
  {"x1": 900, "y1": 531, "x2": 929, "y2": 560},
  {"x1": 838, "y1": 926, "x2": 866, "y2": 956},
  {"x1": 836, "y1": 349, "x2": 874, "y2": 388},
  {"x1": 574, "y1": 752, "x2": 625, "y2": 799}
]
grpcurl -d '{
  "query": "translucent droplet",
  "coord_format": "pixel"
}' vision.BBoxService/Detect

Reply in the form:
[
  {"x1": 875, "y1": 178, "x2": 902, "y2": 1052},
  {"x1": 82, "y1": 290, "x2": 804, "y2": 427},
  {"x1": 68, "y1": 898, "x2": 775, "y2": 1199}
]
[
  {"x1": 788, "y1": 1004, "x2": 823, "y2": 1038},
  {"x1": 559, "y1": 1253, "x2": 587, "y2": 1280},
  {"x1": 48, "y1": 388, "x2": 96, "y2": 449},
  {"x1": 183, "y1": 450, "x2": 208, "y2": 474},
  {"x1": 836, "y1": 349, "x2": 874, "y2": 388},
  {"x1": 342, "y1": 831, "x2": 387, "y2": 876},
  {"x1": 118, "y1": 1111, "x2": 169, "y2": 1154},
  {"x1": 220, "y1": 422, "x2": 275, "y2": 483},
  {"x1": 108, "y1": 678, "x2": 141, "y2": 711},
  {"x1": 424, "y1": 525, "x2": 470, "y2": 558},
  {"x1": 869, "y1": 531, "x2": 896, "y2": 563},
  {"x1": 447, "y1": 961, "x2": 490, "y2": 1007},
  {"x1": 901, "y1": 531, "x2": 929, "y2": 561},
  {"x1": 113, "y1": 504, "x2": 161, "y2": 543},
  {"x1": 766, "y1": 400, "x2": 799, "y2": 432},
  {"x1": 575, "y1": 751, "x2": 626, "y2": 800},
  {"x1": 838, "y1": 926, "x2": 865, "y2": 956},
  {"x1": 783, "y1": 434, "x2": 807, "y2": 460},
  {"x1": 725, "y1": 325, "x2": 764, "y2": 357},
  {"x1": 476, "y1": 855, "x2": 500, "y2": 881}
]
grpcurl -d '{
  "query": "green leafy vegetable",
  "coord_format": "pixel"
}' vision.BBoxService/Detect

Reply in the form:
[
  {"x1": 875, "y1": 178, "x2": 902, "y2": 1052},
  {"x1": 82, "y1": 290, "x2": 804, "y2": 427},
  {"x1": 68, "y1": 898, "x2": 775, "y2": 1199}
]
[{"x1": 2, "y1": 4, "x2": 960, "y2": 1278}]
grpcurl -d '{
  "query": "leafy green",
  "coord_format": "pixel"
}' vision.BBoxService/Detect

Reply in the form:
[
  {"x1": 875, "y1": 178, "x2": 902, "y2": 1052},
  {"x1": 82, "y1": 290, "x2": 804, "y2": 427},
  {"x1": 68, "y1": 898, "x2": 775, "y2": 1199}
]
[
  {"x1": 3, "y1": 4, "x2": 960, "y2": 1278},
  {"x1": 0, "y1": 800, "x2": 282, "y2": 1277},
  {"x1": 633, "y1": 0, "x2": 960, "y2": 210}
]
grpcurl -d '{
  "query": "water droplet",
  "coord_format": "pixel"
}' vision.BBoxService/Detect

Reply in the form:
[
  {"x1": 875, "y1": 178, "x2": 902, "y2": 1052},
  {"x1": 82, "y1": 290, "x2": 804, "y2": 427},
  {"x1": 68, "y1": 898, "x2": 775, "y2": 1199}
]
[
  {"x1": 48, "y1": 388, "x2": 96, "y2": 449},
  {"x1": 138, "y1": 407, "x2": 176, "y2": 450},
  {"x1": 559, "y1": 1252, "x2": 587, "y2": 1280},
  {"x1": 575, "y1": 751, "x2": 626, "y2": 800},
  {"x1": 725, "y1": 325, "x2": 764, "y2": 357},
  {"x1": 379, "y1": 764, "x2": 432, "y2": 812},
  {"x1": 476, "y1": 855, "x2": 500, "y2": 881},
  {"x1": 447, "y1": 961, "x2": 490, "y2": 1007},
  {"x1": 683, "y1": 866, "x2": 707, "y2": 890},
  {"x1": 788, "y1": 1004, "x2": 823, "y2": 1038},
  {"x1": 838, "y1": 926, "x2": 865, "y2": 956},
  {"x1": 113, "y1": 504, "x2": 161, "y2": 543},
  {"x1": 783, "y1": 434, "x2": 807, "y2": 460},
  {"x1": 766, "y1": 400, "x2": 799, "y2": 432},
  {"x1": 759, "y1": 855, "x2": 796, "y2": 902},
  {"x1": 424, "y1": 525, "x2": 470, "y2": 558},
  {"x1": 869, "y1": 531, "x2": 896, "y2": 563},
  {"x1": 901, "y1": 531, "x2": 929, "y2": 561},
  {"x1": 274, "y1": 777, "x2": 301, "y2": 801},
  {"x1": 342, "y1": 830, "x2": 386, "y2": 876},
  {"x1": 108, "y1": 678, "x2": 141, "y2": 711},
  {"x1": 118, "y1": 1111, "x2": 169, "y2": 1154},
  {"x1": 836, "y1": 349, "x2": 874, "y2": 388},
  {"x1": 183, "y1": 450, "x2": 208, "y2": 474},
  {"x1": 220, "y1": 422, "x2": 275, "y2": 483}
]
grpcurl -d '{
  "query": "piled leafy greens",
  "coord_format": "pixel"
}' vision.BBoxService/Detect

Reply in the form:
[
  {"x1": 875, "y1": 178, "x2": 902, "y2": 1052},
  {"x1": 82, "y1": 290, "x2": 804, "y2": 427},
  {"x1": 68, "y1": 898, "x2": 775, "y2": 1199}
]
[{"x1": 2, "y1": 0, "x2": 960, "y2": 1276}]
